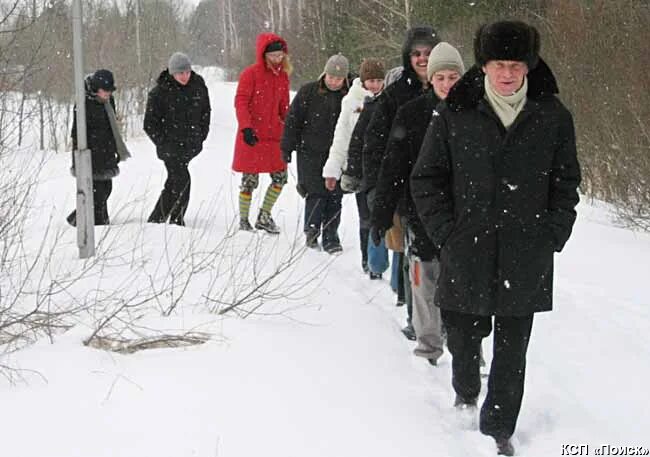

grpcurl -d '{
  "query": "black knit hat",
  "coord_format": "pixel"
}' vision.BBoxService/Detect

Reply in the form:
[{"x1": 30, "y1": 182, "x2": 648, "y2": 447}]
[
  {"x1": 474, "y1": 20, "x2": 540, "y2": 69},
  {"x1": 90, "y1": 69, "x2": 115, "y2": 92},
  {"x1": 264, "y1": 40, "x2": 284, "y2": 54}
]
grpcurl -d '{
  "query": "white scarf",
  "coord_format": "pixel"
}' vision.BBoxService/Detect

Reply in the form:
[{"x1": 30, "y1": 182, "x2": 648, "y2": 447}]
[{"x1": 484, "y1": 75, "x2": 528, "y2": 129}]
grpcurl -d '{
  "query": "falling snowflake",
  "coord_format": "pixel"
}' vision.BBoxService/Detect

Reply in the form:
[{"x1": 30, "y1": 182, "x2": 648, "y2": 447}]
[{"x1": 504, "y1": 280, "x2": 511, "y2": 289}]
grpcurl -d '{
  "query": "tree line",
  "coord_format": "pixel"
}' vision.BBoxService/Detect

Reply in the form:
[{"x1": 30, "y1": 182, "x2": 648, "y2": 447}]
[{"x1": 0, "y1": 0, "x2": 648, "y2": 228}]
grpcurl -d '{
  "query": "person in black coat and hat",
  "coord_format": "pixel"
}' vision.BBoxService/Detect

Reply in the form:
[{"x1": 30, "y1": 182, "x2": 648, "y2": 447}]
[
  {"x1": 411, "y1": 21, "x2": 581, "y2": 456},
  {"x1": 67, "y1": 69, "x2": 130, "y2": 227},
  {"x1": 144, "y1": 52, "x2": 211, "y2": 226}
]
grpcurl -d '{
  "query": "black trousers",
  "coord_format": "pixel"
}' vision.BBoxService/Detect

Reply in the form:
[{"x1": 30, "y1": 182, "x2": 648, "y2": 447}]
[
  {"x1": 442, "y1": 309, "x2": 534, "y2": 439},
  {"x1": 355, "y1": 191, "x2": 370, "y2": 263},
  {"x1": 149, "y1": 157, "x2": 190, "y2": 225},
  {"x1": 67, "y1": 179, "x2": 112, "y2": 225},
  {"x1": 304, "y1": 193, "x2": 342, "y2": 247}
]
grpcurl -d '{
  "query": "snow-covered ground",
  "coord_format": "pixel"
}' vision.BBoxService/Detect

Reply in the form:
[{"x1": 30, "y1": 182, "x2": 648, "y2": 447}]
[{"x1": 1, "y1": 71, "x2": 649, "y2": 457}]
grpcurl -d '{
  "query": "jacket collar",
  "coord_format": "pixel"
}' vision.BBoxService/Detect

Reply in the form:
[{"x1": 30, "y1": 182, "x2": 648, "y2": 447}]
[{"x1": 446, "y1": 57, "x2": 559, "y2": 113}]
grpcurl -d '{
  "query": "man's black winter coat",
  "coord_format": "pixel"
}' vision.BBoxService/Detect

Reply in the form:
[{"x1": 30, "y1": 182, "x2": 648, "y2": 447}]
[
  {"x1": 144, "y1": 70, "x2": 211, "y2": 162},
  {"x1": 372, "y1": 91, "x2": 441, "y2": 261},
  {"x1": 411, "y1": 60, "x2": 581, "y2": 317},
  {"x1": 281, "y1": 78, "x2": 346, "y2": 196}
]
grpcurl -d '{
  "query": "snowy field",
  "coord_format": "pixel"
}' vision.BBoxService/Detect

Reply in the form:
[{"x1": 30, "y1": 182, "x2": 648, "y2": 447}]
[{"x1": 1, "y1": 70, "x2": 649, "y2": 457}]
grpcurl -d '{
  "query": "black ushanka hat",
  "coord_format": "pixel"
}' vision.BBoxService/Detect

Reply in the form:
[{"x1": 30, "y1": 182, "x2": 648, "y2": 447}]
[{"x1": 474, "y1": 20, "x2": 540, "y2": 69}]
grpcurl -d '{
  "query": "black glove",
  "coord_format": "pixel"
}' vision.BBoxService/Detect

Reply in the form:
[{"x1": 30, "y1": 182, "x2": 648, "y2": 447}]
[
  {"x1": 282, "y1": 150, "x2": 292, "y2": 164},
  {"x1": 242, "y1": 128, "x2": 258, "y2": 146},
  {"x1": 370, "y1": 226, "x2": 385, "y2": 247}
]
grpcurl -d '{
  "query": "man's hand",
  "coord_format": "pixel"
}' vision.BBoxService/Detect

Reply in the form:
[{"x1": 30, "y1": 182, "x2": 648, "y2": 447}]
[
  {"x1": 324, "y1": 177, "x2": 337, "y2": 191},
  {"x1": 370, "y1": 225, "x2": 385, "y2": 247},
  {"x1": 242, "y1": 128, "x2": 258, "y2": 146}
]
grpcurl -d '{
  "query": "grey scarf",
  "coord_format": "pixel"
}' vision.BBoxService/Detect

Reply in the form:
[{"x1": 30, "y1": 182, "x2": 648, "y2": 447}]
[{"x1": 101, "y1": 97, "x2": 131, "y2": 161}]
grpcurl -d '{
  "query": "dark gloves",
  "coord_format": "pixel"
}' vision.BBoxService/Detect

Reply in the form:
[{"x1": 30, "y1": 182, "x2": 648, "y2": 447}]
[
  {"x1": 242, "y1": 128, "x2": 258, "y2": 146},
  {"x1": 370, "y1": 226, "x2": 385, "y2": 247},
  {"x1": 282, "y1": 150, "x2": 292, "y2": 164}
]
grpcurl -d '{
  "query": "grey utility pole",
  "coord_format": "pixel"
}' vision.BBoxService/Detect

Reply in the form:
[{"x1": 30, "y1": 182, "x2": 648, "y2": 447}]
[{"x1": 72, "y1": 0, "x2": 95, "y2": 258}]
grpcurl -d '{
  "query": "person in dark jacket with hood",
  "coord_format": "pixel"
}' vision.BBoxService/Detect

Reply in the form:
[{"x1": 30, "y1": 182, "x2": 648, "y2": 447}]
[
  {"x1": 372, "y1": 42, "x2": 465, "y2": 367},
  {"x1": 144, "y1": 52, "x2": 211, "y2": 226},
  {"x1": 410, "y1": 21, "x2": 581, "y2": 456},
  {"x1": 366, "y1": 25, "x2": 440, "y2": 340},
  {"x1": 67, "y1": 69, "x2": 130, "y2": 227},
  {"x1": 281, "y1": 54, "x2": 349, "y2": 253}
]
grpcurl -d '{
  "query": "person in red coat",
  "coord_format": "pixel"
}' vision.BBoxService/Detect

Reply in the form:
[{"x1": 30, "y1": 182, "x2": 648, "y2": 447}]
[{"x1": 233, "y1": 32, "x2": 291, "y2": 233}]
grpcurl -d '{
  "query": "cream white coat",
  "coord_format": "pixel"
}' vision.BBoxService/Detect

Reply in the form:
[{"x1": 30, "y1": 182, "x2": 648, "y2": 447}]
[{"x1": 322, "y1": 78, "x2": 372, "y2": 179}]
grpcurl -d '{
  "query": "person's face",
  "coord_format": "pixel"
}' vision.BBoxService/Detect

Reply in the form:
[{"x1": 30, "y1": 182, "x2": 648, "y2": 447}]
[
  {"x1": 363, "y1": 78, "x2": 384, "y2": 95},
  {"x1": 409, "y1": 45, "x2": 432, "y2": 82},
  {"x1": 265, "y1": 50, "x2": 285, "y2": 68},
  {"x1": 173, "y1": 70, "x2": 191, "y2": 86},
  {"x1": 482, "y1": 60, "x2": 528, "y2": 96},
  {"x1": 96, "y1": 88, "x2": 112, "y2": 101},
  {"x1": 430, "y1": 69, "x2": 461, "y2": 100},
  {"x1": 324, "y1": 74, "x2": 345, "y2": 91}
]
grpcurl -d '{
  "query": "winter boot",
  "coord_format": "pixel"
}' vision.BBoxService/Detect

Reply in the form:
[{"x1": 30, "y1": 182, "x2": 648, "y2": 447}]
[
  {"x1": 305, "y1": 230, "x2": 320, "y2": 250},
  {"x1": 324, "y1": 242, "x2": 343, "y2": 255},
  {"x1": 255, "y1": 210, "x2": 280, "y2": 234},
  {"x1": 495, "y1": 437, "x2": 515, "y2": 456},
  {"x1": 454, "y1": 394, "x2": 478, "y2": 409},
  {"x1": 239, "y1": 219, "x2": 254, "y2": 231},
  {"x1": 401, "y1": 323, "x2": 416, "y2": 341},
  {"x1": 362, "y1": 259, "x2": 369, "y2": 273},
  {"x1": 369, "y1": 272, "x2": 382, "y2": 280}
]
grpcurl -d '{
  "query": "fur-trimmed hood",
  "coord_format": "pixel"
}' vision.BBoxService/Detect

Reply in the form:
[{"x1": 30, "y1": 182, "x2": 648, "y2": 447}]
[{"x1": 445, "y1": 57, "x2": 559, "y2": 112}]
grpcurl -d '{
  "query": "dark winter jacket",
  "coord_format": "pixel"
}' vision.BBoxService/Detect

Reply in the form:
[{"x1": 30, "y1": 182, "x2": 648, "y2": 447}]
[
  {"x1": 410, "y1": 59, "x2": 581, "y2": 317},
  {"x1": 71, "y1": 77, "x2": 120, "y2": 180},
  {"x1": 343, "y1": 95, "x2": 378, "y2": 188},
  {"x1": 372, "y1": 91, "x2": 441, "y2": 261},
  {"x1": 361, "y1": 28, "x2": 438, "y2": 191},
  {"x1": 281, "y1": 78, "x2": 347, "y2": 196},
  {"x1": 144, "y1": 70, "x2": 211, "y2": 163}
]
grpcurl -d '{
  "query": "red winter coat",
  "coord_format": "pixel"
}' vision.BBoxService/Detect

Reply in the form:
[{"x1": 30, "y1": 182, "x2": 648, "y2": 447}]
[{"x1": 232, "y1": 33, "x2": 290, "y2": 173}]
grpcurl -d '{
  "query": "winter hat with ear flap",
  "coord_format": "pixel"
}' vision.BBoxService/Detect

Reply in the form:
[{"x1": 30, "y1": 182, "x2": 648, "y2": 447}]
[
  {"x1": 474, "y1": 20, "x2": 540, "y2": 69},
  {"x1": 359, "y1": 58, "x2": 385, "y2": 82},
  {"x1": 168, "y1": 52, "x2": 192, "y2": 74},
  {"x1": 322, "y1": 53, "x2": 349, "y2": 78},
  {"x1": 427, "y1": 42, "x2": 465, "y2": 80},
  {"x1": 90, "y1": 69, "x2": 116, "y2": 92}
]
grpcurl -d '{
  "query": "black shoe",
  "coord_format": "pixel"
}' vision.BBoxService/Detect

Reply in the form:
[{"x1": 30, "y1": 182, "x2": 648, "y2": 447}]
[
  {"x1": 369, "y1": 272, "x2": 382, "y2": 280},
  {"x1": 362, "y1": 260, "x2": 369, "y2": 273},
  {"x1": 66, "y1": 212, "x2": 77, "y2": 227},
  {"x1": 454, "y1": 394, "x2": 478, "y2": 409},
  {"x1": 306, "y1": 237, "x2": 320, "y2": 250},
  {"x1": 427, "y1": 358, "x2": 438, "y2": 366},
  {"x1": 147, "y1": 215, "x2": 166, "y2": 223},
  {"x1": 396, "y1": 297, "x2": 405, "y2": 307},
  {"x1": 255, "y1": 210, "x2": 280, "y2": 234},
  {"x1": 401, "y1": 323, "x2": 416, "y2": 341},
  {"x1": 239, "y1": 219, "x2": 254, "y2": 231},
  {"x1": 323, "y1": 243, "x2": 342, "y2": 254},
  {"x1": 495, "y1": 437, "x2": 515, "y2": 456},
  {"x1": 170, "y1": 218, "x2": 185, "y2": 226}
]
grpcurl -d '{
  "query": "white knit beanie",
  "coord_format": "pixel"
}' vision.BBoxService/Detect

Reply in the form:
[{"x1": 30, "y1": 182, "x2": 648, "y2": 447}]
[{"x1": 426, "y1": 42, "x2": 465, "y2": 80}]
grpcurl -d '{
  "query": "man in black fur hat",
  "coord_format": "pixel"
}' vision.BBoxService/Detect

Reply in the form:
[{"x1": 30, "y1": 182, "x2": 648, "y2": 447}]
[{"x1": 411, "y1": 20, "x2": 581, "y2": 456}]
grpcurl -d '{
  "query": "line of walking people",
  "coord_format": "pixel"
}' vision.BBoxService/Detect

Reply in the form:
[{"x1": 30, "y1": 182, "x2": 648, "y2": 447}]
[
  {"x1": 231, "y1": 20, "x2": 580, "y2": 457},
  {"x1": 69, "y1": 19, "x2": 581, "y2": 456}
]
